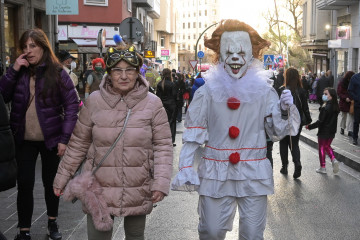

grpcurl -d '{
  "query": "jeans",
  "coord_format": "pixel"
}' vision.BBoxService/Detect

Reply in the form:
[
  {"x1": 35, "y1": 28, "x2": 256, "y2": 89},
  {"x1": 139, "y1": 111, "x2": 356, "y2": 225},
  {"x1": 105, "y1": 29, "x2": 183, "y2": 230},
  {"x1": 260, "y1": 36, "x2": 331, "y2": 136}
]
[
  {"x1": 87, "y1": 214, "x2": 146, "y2": 240},
  {"x1": 15, "y1": 141, "x2": 60, "y2": 228},
  {"x1": 279, "y1": 126, "x2": 302, "y2": 168}
]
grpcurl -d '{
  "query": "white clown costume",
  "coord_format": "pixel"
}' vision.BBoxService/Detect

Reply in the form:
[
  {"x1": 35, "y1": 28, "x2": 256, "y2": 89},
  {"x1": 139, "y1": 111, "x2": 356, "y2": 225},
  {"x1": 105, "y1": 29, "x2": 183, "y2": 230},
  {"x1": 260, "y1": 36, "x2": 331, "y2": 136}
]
[{"x1": 171, "y1": 60, "x2": 300, "y2": 239}]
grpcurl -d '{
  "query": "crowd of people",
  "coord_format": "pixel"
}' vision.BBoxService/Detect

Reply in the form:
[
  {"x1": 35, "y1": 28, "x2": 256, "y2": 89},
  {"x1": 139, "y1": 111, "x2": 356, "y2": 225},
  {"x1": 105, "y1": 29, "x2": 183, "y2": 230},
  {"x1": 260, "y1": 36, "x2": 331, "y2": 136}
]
[{"x1": 0, "y1": 22, "x2": 359, "y2": 240}]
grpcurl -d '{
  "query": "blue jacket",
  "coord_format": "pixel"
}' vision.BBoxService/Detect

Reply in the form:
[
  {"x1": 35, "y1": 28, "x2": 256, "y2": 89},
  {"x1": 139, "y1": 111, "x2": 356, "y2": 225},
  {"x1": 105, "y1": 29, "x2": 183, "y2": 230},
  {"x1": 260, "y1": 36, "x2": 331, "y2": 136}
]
[
  {"x1": 191, "y1": 77, "x2": 205, "y2": 99},
  {"x1": 0, "y1": 65, "x2": 79, "y2": 149},
  {"x1": 348, "y1": 73, "x2": 360, "y2": 107}
]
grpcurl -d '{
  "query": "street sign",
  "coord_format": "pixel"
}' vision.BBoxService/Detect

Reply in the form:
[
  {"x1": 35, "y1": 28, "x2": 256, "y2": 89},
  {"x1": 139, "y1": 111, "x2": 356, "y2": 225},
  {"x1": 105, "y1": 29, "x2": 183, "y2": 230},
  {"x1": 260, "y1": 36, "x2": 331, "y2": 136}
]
[
  {"x1": 197, "y1": 51, "x2": 205, "y2": 59},
  {"x1": 264, "y1": 54, "x2": 274, "y2": 66},
  {"x1": 189, "y1": 60, "x2": 198, "y2": 70},
  {"x1": 144, "y1": 50, "x2": 155, "y2": 58},
  {"x1": 119, "y1": 17, "x2": 144, "y2": 44}
]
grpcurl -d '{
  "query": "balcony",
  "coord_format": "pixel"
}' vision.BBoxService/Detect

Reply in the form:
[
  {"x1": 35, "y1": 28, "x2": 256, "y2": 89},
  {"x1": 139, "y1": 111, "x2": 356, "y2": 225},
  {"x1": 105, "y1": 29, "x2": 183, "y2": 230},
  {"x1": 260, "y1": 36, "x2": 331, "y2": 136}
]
[
  {"x1": 316, "y1": 0, "x2": 359, "y2": 10},
  {"x1": 132, "y1": 0, "x2": 153, "y2": 8},
  {"x1": 147, "y1": 0, "x2": 160, "y2": 19}
]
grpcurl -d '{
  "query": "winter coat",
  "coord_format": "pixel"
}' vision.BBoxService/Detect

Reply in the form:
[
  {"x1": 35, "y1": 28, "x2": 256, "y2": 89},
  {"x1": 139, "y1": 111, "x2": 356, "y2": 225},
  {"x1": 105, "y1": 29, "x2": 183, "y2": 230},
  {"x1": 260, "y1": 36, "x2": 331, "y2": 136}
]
[
  {"x1": 348, "y1": 73, "x2": 360, "y2": 107},
  {"x1": 0, "y1": 65, "x2": 79, "y2": 149},
  {"x1": 0, "y1": 93, "x2": 16, "y2": 192},
  {"x1": 54, "y1": 74, "x2": 173, "y2": 217},
  {"x1": 337, "y1": 78, "x2": 351, "y2": 112},
  {"x1": 308, "y1": 101, "x2": 339, "y2": 139}
]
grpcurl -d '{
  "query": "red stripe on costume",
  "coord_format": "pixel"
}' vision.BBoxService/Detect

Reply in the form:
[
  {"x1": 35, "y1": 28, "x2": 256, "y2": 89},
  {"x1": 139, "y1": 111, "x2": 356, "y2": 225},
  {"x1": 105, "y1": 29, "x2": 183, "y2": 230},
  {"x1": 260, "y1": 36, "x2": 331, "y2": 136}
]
[
  {"x1": 186, "y1": 127, "x2": 206, "y2": 129},
  {"x1": 179, "y1": 166, "x2": 192, "y2": 171},
  {"x1": 206, "y1": 146, "x2": 267, "y2": 151},
  {"x1": 203, "y1": 157, "x2": 267, "y2": 162}
]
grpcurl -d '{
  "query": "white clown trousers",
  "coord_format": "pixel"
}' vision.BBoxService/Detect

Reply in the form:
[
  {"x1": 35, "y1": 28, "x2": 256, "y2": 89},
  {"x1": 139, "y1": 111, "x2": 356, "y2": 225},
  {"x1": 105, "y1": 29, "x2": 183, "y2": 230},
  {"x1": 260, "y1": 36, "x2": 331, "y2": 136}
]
[{"x1": 198, "y1": 195, "x2": 267, "y2": 240}]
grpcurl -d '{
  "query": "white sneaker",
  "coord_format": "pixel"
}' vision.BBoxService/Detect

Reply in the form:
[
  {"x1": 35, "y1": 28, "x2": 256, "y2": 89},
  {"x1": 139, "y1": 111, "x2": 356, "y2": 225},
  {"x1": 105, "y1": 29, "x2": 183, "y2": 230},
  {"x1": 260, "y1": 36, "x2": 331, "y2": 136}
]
[
  {"x1": 332, "y1": 159, "x2": 339, "y2": 174},
  {"x1": 316, "y1": 167, "x2": 327, "y2": 174}
]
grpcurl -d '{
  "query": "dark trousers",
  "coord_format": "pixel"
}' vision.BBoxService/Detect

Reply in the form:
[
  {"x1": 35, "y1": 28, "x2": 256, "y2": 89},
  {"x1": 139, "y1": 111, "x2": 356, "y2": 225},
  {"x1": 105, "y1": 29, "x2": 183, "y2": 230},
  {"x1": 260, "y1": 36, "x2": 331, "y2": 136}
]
[
  {"x1": 15, "y1": 141, "x2": 60, "y2": 228},
  {"x1": 266, "y1": 140, "x2": 274, "y2": 168},
  {"x1": 279, "y1": 127, "x2": 302, "y2": 168},
  {"x1": 163, "y1": 102, "x2": 177, "y2": 143},
  {"x1": 176, "y1": 102, "x2": 183, "y2": 122},
  {"x1": 353, "y1": 106, "x2": 360, "y2": 140}
]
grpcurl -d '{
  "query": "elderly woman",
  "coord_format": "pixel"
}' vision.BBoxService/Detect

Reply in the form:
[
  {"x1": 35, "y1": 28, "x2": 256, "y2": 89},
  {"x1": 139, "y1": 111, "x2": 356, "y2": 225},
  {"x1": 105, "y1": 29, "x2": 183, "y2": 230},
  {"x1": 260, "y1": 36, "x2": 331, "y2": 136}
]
[{"x1": 53, "y1": 44, "x2": 173, "y2": 240}]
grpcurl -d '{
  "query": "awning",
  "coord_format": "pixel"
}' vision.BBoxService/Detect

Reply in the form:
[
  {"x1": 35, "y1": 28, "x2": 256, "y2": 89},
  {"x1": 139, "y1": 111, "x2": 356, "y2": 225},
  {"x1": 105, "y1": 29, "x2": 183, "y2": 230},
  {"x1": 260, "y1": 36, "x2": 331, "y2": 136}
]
[{"x1": 71, "y1": 38, "x2": 116, "y2": 54}]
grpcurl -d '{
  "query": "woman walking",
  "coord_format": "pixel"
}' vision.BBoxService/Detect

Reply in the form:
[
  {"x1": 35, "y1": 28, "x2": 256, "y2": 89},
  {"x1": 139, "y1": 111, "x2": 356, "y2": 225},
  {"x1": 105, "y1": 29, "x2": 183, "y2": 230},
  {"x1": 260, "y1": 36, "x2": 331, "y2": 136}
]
[
  {"x1": 278, "y1": 67, "x2": 312, "y2": 179},
  {"x1": 337, "y1": 71, "x2": 355, "y2": 136}
]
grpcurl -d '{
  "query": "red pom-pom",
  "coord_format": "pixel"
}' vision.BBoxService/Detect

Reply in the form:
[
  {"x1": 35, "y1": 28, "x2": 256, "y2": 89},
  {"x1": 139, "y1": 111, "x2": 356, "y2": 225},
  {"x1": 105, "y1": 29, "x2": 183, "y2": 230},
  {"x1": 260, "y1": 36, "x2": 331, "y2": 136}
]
[
  {"x1": 227, "y1": 97, "x2": 240, "y2": 110},
  {"x1": 229, "y1": 152, "x2": 240, "y2": 164},
  {"x1": 229, "y1": 126, "x2": 240, "y2": 138}
]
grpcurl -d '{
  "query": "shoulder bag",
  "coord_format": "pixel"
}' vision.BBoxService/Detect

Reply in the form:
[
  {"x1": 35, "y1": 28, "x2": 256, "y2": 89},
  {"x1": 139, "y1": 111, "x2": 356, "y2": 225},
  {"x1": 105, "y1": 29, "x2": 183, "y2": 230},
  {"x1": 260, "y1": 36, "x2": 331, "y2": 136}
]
[{"x1": 63, "y1": 109, "x2": 131, "y2": 231}]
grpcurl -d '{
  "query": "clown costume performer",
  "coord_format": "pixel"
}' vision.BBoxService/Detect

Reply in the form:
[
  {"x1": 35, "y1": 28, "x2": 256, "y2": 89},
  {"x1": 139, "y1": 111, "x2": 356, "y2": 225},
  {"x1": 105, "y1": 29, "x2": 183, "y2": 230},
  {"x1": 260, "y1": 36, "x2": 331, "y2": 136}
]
[{"x1": 171, "y1": 20, "x2": 300, "y2": 240}]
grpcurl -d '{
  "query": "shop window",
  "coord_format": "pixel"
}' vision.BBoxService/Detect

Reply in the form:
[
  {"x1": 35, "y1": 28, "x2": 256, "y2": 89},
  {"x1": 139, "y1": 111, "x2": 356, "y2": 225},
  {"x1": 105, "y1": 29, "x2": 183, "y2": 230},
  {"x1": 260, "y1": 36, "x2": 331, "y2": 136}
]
[
  {"x1": 160, "y1": 37, "x2": 165, "y2": 48},
  {"x1": 4, "y1": 5, "x2": 18, "y2": 67},
  {"x1": 183, "y1": 23, "x2": 185, "y2": 28}
]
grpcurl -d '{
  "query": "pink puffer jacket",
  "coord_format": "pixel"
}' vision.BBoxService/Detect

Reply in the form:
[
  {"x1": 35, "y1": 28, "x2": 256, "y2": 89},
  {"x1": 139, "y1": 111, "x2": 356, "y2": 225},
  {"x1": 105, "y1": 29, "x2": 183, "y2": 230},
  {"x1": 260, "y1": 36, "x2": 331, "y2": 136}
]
[{"x1": 53, "y1": 75, "x2": 173, "y2": 217}]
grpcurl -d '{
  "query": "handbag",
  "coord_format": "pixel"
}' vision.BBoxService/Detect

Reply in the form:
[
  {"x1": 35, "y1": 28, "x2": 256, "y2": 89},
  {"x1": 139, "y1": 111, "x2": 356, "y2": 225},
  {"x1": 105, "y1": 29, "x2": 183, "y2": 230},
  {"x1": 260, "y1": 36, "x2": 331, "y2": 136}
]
[
  {"x1": 349, "y1": 100, "x2": 354, "y2": 115},
  {"x1": 63, "y1": 109, "x2": 131, "y2": 231}
]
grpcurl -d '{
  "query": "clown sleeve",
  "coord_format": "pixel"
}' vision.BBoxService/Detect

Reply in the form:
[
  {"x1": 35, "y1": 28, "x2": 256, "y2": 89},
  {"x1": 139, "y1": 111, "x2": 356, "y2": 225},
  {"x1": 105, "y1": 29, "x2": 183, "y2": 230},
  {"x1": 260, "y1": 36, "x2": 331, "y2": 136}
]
[
  {"x1": 171, "y1": 87, "x2": 209, "y2": 191},
  {"x1": 265, "y1": 87, "x2": 300, "y2": 141}
]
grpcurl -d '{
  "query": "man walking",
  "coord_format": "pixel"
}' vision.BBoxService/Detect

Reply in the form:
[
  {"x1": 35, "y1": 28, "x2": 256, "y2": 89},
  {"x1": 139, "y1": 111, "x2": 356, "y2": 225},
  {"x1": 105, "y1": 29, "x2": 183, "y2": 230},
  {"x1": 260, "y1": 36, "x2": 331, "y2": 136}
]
[
  {"x1": 316, "y1": 71, "x2": 330, "y2": 107},
  {"x1": 348, "y1": 72, "x2": 360, "y2": 145}
]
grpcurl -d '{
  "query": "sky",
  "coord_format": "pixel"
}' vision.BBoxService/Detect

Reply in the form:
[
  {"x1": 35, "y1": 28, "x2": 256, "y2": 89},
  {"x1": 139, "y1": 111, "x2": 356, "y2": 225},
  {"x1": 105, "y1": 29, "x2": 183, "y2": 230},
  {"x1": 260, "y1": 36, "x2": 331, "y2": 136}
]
[{"x1": 219, "y1": 0, "x2": 276, "y2": 34}]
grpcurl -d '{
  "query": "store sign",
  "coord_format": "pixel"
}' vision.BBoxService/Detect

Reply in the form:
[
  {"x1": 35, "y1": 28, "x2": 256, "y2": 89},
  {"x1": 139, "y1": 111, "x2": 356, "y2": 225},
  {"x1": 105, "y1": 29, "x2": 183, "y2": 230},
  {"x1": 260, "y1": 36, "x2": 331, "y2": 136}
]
[
  {"x1": 160, "y1": 56, "x2": 169, "y2": 61},
  {"x1": 63, "y1": 25, "x2": 118, "y2": 39},
  {"x1": 161, "y1": 50, "x2": 170, "y2": 56},
  {"x1": 336, "y1": 26, "x2": 350, "y2": 40},
  {"x1": 58, "y1": 25, "x2": 68, "y2": 41},
  {"x1": 144, "y1": 50, "x2": 155, "y2": 58},
  {"x1": 46, "y1": 0, "x2": 79, "y2": 15}
]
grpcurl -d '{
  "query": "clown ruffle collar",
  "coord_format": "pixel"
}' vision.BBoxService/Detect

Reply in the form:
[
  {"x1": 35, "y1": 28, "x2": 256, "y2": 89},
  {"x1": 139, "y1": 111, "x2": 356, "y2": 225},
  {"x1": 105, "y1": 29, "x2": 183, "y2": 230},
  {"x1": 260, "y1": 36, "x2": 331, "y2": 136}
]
[{"x1": 202, "y1": 60, "x2": 273, "y2": 103}]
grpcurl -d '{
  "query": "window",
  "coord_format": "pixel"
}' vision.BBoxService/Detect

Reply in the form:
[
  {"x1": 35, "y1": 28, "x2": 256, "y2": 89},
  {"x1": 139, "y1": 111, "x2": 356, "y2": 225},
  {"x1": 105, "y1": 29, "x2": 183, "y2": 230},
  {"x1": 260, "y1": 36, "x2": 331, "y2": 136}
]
[
  {"x1": 188, "y1": 35, "x2": 191, "y2": 39},
  {"x1": 160, "y1": 37, "x2": 165, "y2": 48},
  {"x1": 127, "y1": 0, "x2": 131, "y2": 11},
  {"x1": 183, "y1": 44, "x2": 185, "y2": 49},
  {"x1": 194, "y1": 34, "x2": 196, "y2": 39},
  {"x1": 188, "y1": 45, "x2": 190, "y2": 50},
  {"x1": 302, "y1": 3, "x2": 307, "y2": 37},
  {"x1": 212, "y1": 9, "x2": 216, "y2": 15},
  {"x1": 199, "y1": 44, "x2": 202, "y2": 50},
  {"x1": 193, "y1": 22, "x2": 196, "y2": 28},
  {"x1": 188, "y1": 12, "x2": 190, "y2": 17},
  {"x1": 310, "y1": 0, "x2": 316, "y2": 35},
  {"x1": 183, "y1": 23, "x2": 185, "y2": 28},
  {"x1": 199, "y1": 22, "x2": 201, "y2": 28},
  {"x1": 183, "y1": 13, "x2": 185, "y2": 18},
  {"x1": 183, "y1": 34, "x2": 185, "y2": 40},
  {"x1": 183, "y1": 56, "x2": 185, "y2": 61},
  {"x1": 199, "y1": 11, "x2": 201, "y2": 16},
  {"x1": 188, "y1": 22, "x2": 190, "y2": 28},
  {"x1": 205, "y1": 23, "x2": 207, "y2": 28},
  {"x1": 205, "y1": 10, "x2": 207, "y2": 16},
  {"x1": 84, "y1": 0, "x2": 108, "y2": 6}
]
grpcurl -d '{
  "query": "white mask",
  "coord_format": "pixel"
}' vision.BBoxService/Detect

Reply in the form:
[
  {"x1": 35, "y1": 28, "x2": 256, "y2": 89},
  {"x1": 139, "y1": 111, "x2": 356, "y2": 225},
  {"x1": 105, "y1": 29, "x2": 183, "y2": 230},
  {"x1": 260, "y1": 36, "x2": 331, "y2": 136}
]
[
  {"x1": 70, "y1": 61, "x2": 77, "y2": 70},
  {"x1": 220, "y1": 31, "x2": 253, "y2": 79}
]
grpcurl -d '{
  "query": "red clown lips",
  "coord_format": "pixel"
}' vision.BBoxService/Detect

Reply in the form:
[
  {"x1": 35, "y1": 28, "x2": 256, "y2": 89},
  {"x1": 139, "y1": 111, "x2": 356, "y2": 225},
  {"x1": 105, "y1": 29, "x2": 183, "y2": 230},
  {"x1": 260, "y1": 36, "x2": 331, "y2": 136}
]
[
  {"x1": 229, "y1": 126, "x2": 240, "y2": 139},
  {"x1": 229, "y1": 152, "x2": 240, "y2": 164},
  {"x1": 227, "y1": 97, "x2": 240, "y2": 110}
]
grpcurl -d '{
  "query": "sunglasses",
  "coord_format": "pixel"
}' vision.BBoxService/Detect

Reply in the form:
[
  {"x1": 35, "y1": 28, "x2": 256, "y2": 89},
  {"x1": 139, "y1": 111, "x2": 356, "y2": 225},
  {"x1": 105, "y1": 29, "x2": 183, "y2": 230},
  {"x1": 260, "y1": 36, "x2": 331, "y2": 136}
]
[{"x1": 105, "y1": 46, "x2": 140, "y2": 69}]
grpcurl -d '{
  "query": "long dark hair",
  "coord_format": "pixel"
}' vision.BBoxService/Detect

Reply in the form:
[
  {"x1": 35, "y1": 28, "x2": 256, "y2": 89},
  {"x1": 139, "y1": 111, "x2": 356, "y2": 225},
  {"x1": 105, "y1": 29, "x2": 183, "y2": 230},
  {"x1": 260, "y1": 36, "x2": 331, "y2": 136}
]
[
  {"x1": 19, "y1": 28, "x2": 63, "y2": 104},
  {"x1": 160, "y1": 68, "x2": 172, "y2": 90},
  {"x1": 324, "y1": 87, "x2": 340, "y2": 113},
  {"x1": 341, "y1": 71, "x2": 355, "y2": 90},
  {"x1": 284, "y1": 67, "x2": 302, "y2": 92}
]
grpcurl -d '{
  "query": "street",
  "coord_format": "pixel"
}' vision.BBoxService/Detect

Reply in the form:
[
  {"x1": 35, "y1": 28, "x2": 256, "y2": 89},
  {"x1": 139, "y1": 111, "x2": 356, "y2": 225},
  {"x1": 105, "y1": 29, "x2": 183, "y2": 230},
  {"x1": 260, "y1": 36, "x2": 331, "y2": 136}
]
[{"x1": 1, "y1": 121, "x2": 360, "y2": 240}]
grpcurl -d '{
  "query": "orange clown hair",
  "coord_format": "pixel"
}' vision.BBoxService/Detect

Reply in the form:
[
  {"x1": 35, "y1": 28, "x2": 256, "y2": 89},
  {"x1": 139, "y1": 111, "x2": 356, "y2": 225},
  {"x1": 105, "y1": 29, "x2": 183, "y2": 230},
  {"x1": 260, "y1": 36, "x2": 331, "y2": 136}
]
[{"x1": 204, "y1": 19, "x2": 271, "y2": 63}]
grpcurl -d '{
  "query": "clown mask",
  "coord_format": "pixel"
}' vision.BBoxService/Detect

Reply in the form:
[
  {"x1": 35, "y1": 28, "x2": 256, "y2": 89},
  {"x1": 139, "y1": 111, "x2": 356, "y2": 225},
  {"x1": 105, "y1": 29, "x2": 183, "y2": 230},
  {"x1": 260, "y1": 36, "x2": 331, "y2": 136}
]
[{"x1": 220, "y1": 31, "x2": 253, "y2": 79}]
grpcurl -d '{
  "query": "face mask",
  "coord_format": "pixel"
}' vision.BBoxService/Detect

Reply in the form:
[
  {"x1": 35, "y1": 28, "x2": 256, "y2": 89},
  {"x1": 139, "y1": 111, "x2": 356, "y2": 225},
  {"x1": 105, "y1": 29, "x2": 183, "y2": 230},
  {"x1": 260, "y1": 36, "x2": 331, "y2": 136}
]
[
  {"x1": 322, "y1": 94, "x2": 328, "y2": 102},
  {"x1": 70, "y1": 61, "x2": 76, "y2": 70},
  {"x1": 95, "y1": 66, "x2": 103, "y2": 72}
]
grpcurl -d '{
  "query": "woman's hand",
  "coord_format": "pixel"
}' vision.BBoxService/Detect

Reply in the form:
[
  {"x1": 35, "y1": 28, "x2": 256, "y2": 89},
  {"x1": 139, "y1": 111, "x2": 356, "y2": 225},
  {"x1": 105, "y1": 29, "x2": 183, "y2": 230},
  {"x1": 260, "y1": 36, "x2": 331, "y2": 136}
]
[
  {"x1": 346, "y1": 98, "x2": 351, "y2": 102},
  {"x1": 13, "y1": 53, "x2": 29, "y2": 71},
  {"x1": 151, "y1": 191, "x2": 165, "y2": 203},
  {"x1": 57, "y1": 143, "x2": 66, "y2": 156},
  {"x1": 53, "y1": 187, "x2": 63, "y2": 197}
]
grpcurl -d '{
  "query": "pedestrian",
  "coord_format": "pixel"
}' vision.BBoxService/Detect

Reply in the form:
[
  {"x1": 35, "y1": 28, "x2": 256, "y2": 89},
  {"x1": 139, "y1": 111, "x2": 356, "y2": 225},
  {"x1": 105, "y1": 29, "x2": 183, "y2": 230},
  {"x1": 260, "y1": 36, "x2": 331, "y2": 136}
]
[
  {"x1": 278, "y1": 67, "x2": 312, "y2": 179},
  {"x1": 183, "y1": 77, "x2": 191, "y2": 114},
  {"x1": 156, "y1": 68, "x2": 177, "y2": 146},
  {"x1": 316, "y1": 71, "x2": 330, "y2": 108},
  {"x1": 0, "y1": 28, "x2": 79, "y2": 240},
  {"x1": 175, "y1": 73, "x2": 185, "y2": 122},
  {"x1": 337, "y1": 71, "x2": 355, "y2": 137},
  {"x1": 171, "y1": 19, "x2": 300, "y2": 240},
  {"x1": 56, "y1": 50, "x2": 79, "y2": 89},
  {"x1": 274, "y1": 67, "x2": 284, "y2": 95},
  {"x1": 326, "y1": 70, "x2": 334, "y2": 88},
  {"x1": 53, "y1": 44, "x2": 173, "y2": 240},
  {"x1": 0, "y1": 92, "x2": 16, "y2": 240},
  {"x1": 85, "y1": 58, "x2": 105, "y2": 100},
  {"x1": 306, "y1": 88, "x2": 340, "y2": 174},
  {"x1": 348, "y1": 72, "x2": 360, "y2": 145},
  {"x1": 191, "y1": 73, "x2": 205, "y2": 99}
]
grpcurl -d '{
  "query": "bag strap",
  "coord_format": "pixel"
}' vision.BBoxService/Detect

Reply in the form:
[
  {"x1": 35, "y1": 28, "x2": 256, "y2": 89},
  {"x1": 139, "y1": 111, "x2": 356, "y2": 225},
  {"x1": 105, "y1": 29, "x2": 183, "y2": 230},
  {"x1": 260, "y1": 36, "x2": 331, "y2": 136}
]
[{"x1": 91, "y1": 108, "x2": 131, "y2": 175}]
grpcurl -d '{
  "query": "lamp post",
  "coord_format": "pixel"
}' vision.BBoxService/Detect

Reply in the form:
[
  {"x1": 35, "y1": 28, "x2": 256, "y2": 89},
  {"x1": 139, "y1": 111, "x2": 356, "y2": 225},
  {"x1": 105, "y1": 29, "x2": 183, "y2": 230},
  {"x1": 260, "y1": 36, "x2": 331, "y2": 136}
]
[{"x1": 194, "y1": 22, "x2": 219, "y2": 72}]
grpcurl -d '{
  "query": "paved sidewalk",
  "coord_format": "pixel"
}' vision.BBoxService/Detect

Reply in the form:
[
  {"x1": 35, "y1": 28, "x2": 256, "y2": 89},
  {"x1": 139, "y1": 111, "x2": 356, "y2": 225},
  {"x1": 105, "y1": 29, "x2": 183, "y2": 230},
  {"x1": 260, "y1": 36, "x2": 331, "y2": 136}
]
[{"x1": 300, "y1": 102, "x2": 360, "y2": 171}]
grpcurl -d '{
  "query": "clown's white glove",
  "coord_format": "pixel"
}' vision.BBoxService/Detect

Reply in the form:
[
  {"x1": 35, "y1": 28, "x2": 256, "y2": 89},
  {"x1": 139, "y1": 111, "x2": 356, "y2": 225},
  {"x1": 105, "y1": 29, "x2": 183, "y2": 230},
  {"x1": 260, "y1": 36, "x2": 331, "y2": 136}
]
[{"x1": 280, "y1": 89, "x2": 293, "y2": 110}]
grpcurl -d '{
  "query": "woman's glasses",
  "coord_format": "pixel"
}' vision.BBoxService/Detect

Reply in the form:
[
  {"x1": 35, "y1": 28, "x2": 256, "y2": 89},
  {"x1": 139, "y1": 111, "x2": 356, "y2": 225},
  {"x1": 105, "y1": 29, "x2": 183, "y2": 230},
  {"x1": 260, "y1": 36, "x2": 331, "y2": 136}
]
[{"x1": 111, "y1": 68, "x2": 137, "y2": 77}]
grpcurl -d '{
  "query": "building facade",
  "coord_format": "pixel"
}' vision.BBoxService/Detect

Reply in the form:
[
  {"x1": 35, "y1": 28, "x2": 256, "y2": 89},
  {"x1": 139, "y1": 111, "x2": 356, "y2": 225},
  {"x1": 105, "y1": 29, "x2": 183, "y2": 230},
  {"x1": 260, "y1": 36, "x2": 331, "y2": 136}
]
[
  {"x1": 175, "y1": 0, "x2": 221, "y2": 73},
  {"x1": 0, "y1": 0, "x2": 56, "y2": 74}
]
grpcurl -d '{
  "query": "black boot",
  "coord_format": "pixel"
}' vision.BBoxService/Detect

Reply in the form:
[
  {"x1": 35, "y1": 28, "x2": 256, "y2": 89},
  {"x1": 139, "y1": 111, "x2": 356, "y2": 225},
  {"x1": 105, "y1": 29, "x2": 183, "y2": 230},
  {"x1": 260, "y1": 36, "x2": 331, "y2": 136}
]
[
  {"x1": 293, "y1": 165, "x2": 302, "y2": 179},
  {"x1": 280, "y1": 165, "x2": 288, "y2": 174},
  {"x1": 340, "y1": 128, "x2": 344, "y2": 135},
  {"x1": 48, "y1": 220, "x2": 62, "y2": 240}
]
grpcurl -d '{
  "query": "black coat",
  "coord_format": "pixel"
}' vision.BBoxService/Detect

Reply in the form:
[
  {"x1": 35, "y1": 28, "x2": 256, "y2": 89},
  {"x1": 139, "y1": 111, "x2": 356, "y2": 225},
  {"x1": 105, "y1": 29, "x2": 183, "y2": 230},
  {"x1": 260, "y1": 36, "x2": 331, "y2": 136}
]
[
  {"x1": 308, "y1": 101, "x2": 339, "y2": 138},
  {"x1": 0, "y1": 93, "x2": 16, "y2": 192},
  {"x1": 316, "y1": 76, "x2": 330, "y2": 98}
]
